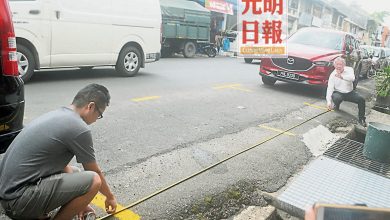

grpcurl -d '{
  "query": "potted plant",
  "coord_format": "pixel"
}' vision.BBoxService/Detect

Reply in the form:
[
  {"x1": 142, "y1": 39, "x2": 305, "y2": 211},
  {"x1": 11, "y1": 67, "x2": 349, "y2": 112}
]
[{"x1": 375, "y1": 66, "x2": 390, "y2": 111}]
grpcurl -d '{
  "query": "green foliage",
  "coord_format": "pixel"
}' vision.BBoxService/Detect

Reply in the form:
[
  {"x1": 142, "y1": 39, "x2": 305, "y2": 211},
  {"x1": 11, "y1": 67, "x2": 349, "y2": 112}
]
[
  {"x1": 376, "y1": 67, "x2": 390, "y2": 97},
  {"x1": 370, "y1": 11, "x2": 390, "y2": 23},
  {"x1": 227, "y1": 188, "x2": 241, "y2": 200},
  {"x1": 203, "y1": 196, "x2": 213, "y2": 206}
]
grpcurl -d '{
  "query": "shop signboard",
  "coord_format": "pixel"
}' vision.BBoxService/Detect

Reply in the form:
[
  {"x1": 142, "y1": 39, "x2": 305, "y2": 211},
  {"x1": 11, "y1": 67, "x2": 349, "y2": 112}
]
[
  {"x1": 238, "y1": 0, "x2": 288, "y2": 57},
  {"x1": 206, "y1": 0, "x2": 234, "y2": 15}
]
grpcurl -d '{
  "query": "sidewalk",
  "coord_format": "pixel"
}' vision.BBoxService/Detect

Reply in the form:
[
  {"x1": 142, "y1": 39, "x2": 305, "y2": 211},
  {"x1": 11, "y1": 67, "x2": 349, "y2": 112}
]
[{"x1": 230, "y1": 102, "x2": 390, "y2": 220}]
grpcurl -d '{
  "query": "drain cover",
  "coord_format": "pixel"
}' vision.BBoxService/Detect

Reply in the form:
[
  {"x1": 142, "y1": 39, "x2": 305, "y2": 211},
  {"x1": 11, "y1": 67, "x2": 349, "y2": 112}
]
[
  {"x1": 324, "y1": 138, "x2": 390, "y2": 178},
  {"x1": 279, "y1": 156, "x2": 390, "y2": 211}
]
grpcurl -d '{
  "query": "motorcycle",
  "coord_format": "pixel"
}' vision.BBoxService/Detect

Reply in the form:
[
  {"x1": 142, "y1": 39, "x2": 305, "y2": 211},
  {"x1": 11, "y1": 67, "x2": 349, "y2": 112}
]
[
  {"x1": 367, "y1": 63, "x2": 376, "y2": 79},
  {"x1": 196, "y1": 42, "x2": 217, "y2": 58},
  {"x1": 367, "y1": 53, "x2": 377, "y2": 79}
]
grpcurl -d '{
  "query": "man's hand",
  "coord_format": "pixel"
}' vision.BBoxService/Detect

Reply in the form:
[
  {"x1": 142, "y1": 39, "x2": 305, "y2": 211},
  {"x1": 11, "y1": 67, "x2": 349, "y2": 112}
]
[
  {"x1": 83, "y1": 162, "x2": 117, "y2": 215},
  {"x1": 78, "y1": 205, "x2": 95, "y2": 220},
  {"x1": 305, "y1": 206, "x2": 316, "y2": 220},
  {"x1": 105, "y1": 196, "x2": 117, "y2": 214},
  {"x1": 327, "y1": 103, "x2": 334, "y2": 110}
]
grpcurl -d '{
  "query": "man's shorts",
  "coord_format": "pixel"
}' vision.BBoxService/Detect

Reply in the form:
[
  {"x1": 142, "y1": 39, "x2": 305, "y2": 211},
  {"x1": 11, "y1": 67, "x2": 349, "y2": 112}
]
[{"x1": 0, "y1": 170, "x2": 96, "y2": 219}]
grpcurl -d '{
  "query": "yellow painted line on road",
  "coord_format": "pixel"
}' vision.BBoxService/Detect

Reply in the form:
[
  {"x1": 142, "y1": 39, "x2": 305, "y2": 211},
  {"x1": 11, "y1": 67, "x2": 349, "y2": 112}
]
[
  {"x1": 92, "y1": 194, "x2": 140, "y2": 220},
  {"x1": 131, "y1": 96, "x2": 160, "y2": 102},
  {"x1": 258, "y1": 125, "x2": 296, "y2": 136},
  {"x1": 213, "y1": 83, "x2": 242, "y2": 89},
  {"x1": 304, "y1": 102, "x2": 330, "y2": 111},
  {"x1": 357, "y1": 85, "x2": 371, "y2": 91},
  {"x1": 213, "y1": 83, "x2": 252, "y2": 92}
]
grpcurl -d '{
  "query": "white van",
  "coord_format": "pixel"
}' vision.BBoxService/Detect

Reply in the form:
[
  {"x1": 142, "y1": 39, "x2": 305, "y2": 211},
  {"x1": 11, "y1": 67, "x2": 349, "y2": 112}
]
[{"x1": 9, "y1": 0, "x2": 161, "y2": 82}]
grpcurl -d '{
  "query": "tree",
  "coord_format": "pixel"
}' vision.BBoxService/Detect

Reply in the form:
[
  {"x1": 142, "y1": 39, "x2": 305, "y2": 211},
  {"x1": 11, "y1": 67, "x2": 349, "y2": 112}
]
[{"x1": 370, "y1": 11, "x2": 390, "y2": 23}]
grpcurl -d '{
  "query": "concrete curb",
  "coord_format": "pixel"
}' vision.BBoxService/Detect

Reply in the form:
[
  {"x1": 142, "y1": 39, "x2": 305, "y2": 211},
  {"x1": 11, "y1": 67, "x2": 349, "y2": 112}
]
[{"x1": 231, "y1": 105, "x2": 390, "y2": 220}]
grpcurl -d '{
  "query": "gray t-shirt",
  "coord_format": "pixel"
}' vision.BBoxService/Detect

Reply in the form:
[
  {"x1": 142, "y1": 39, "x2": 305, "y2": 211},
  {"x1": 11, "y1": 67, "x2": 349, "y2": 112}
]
[{"x1": 0, "y1": 107, "x2": 95, "y2": 200}]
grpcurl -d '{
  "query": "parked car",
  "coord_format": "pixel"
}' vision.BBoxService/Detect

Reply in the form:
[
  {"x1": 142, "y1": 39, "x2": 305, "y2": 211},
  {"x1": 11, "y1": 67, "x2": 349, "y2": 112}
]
[
  {"x1": 9, "y1": 0, "x2": 162, "y2": 82},
  {"x1": 383, "y1": 47, "x2": 390, "y2": 68},
  {"x1": 359, "y1": 46, "x2": 374, "y2": 78},
  {"x1": 0, "y1": 0, "x2": 25, "y2": 153},
  {"x1": 361, "y1": 45, "x2": 387, "y2": 72},
  {"x1": 259, "y1": 27, "x2": 362, "y2": 88}
]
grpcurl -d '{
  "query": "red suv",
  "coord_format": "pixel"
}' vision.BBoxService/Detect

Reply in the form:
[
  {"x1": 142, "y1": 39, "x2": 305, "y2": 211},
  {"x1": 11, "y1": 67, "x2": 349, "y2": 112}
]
[
  {"x1": 0, "y1": 0, "x2": 24, "y2": 153},
  {"x1": 259, "y1": 27, "x2": 362, "y2": 87}
]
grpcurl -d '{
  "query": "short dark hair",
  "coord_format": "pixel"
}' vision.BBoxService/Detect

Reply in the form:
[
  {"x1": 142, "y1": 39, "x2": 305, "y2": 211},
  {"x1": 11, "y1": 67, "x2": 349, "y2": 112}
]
[{"x1": 72, "y1": 84, "x2": 110, "y2": 109}]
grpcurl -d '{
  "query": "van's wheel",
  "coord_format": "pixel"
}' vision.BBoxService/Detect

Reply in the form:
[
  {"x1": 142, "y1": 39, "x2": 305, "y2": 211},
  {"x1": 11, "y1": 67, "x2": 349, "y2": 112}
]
[
  {"x1": 116, "y1": 45, "x2": 141, "y2": 77},
  {"x1": 262, "y1": 76, "x2": 276, "y2": 86},
  {"x1": 183, "y1": 41, "x2": 196, "y2": 58},
  {"x1": 17, "y1": 44, "x2": 35, "y2": 83},
  {"x1": 244, "y1": 58, "x2": 253, "y2": 64}
]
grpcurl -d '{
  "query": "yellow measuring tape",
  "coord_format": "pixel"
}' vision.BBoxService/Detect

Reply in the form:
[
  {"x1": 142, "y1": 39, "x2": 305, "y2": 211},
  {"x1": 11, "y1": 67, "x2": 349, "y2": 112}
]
[{"x1": 98, "y1": 109, "x2": 331, "y2": 219}]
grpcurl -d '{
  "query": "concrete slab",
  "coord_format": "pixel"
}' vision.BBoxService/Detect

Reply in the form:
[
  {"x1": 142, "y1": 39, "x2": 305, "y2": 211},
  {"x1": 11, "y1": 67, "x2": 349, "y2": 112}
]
[
  {"x1": 302, "y1": 125, "x2": 339, "y2": 157},
  {"x1": 232, "y1": 206, "x2": 275, "y2": 220}
]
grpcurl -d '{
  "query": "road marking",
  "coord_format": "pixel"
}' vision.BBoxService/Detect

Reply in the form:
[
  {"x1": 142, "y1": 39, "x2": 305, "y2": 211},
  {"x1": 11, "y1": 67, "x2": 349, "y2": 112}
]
[
  {"x1": 131, "y1": 96, "x2": 160, "y2": 102},
  {"x1": 213, "y1": 83, "x2": 242, "y2": 89},
  {"x1": 357, "y1": 85, "x2": 371, "y2": 91},
  {"x1": 92, "y1": 194, "x2": 140, "y2": 220},
  {"x1": 213, "y1": 84, "x2": 252, "y2": 92},
  {"x1": 258, "y1": 125, "x2": 296, "y2": 136},
  {"x1": 304, "y1": 102, "x2": 329, "y2": 111}
]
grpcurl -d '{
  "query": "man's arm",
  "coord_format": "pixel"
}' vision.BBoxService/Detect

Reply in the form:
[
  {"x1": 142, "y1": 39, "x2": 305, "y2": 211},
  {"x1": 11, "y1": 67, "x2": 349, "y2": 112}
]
[
  {"x1": 64, "y1": 165, "x2": 74, "y2": 173},
  {"x1": 342, "y1": 67, "x2": 355, "y2": 82},
  {"x1": 326, "y1": 74, "x2": 335, "y2": 108},
  {"x1": 83, "y1": 162, "x2": 117, "y2": 213}
]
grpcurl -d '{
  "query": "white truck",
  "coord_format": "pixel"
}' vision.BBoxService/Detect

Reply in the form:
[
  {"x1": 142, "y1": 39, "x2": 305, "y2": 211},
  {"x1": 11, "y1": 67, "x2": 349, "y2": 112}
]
[{"x1": 9, "y1": 0, "x2": 162, "y2": 82}]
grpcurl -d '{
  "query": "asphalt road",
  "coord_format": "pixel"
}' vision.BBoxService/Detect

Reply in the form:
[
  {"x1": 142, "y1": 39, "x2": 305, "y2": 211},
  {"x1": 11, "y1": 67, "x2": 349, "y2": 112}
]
[{"x1": 10, "y1": 56, "x2": 375, "y2": 219}]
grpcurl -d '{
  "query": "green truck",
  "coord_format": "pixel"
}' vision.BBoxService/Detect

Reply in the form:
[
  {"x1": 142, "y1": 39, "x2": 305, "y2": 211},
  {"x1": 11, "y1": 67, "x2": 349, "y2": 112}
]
[{"x1": 160, "y1": 0, "x2": 211, "y2": 58}]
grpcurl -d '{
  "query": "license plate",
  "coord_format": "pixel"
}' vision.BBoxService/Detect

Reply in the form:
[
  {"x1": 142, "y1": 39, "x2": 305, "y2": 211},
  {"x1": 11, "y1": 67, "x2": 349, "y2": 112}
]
[{"x1": 276, "y1": 71, "x2": 299, "y2": 80}]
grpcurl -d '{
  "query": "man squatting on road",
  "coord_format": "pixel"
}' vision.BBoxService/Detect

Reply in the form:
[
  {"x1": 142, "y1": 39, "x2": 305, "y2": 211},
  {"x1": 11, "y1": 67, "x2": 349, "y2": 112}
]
[
  {"x1": 0, "y1": 84, "x2": 117, "y2": 219},
  {"x1": 326, "y1": 57, "x2": 367, "y2": 127}
]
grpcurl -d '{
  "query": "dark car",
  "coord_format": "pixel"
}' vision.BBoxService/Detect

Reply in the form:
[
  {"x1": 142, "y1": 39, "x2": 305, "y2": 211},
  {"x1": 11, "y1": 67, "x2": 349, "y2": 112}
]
[
  {"x1": 384, "y1": 47, "x2": 390, "y2": 68},
  {"x1": 0, "y1": 0, "x2": 24, "y2": 153},
  {"x1": 361, "y1": 45, "x2": 387, "y2": 72},
  {"x1": 259, "y1": 27, "x2": 362, "y2": 88},
  {"x1": 358, "y1": 46, "x2": 374, "y2": 78}
]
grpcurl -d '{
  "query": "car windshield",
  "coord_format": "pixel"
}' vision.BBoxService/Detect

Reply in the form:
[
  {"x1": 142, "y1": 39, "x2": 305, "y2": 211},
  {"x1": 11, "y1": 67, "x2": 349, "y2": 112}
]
[
  {"x1": 288, "y1": 30, "x2": 344, "y2": 50},
  {"x1": 361, "y1": 46, "x2": 374, "y2": 56}
]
